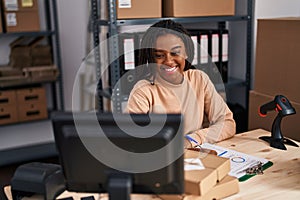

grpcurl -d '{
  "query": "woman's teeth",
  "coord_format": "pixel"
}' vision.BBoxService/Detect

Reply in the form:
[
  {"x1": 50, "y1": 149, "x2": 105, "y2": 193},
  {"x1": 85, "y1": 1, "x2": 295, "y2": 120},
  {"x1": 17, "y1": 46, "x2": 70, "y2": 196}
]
[{"x1": 164, "y1": 67, "x2": 177, "y2": 72}]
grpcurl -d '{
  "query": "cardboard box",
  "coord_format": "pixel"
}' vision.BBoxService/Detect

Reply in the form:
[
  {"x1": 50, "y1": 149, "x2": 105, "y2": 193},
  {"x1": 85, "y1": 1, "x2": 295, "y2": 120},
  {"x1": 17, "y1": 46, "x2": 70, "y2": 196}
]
[
  {"x1": 117, "y1": 0, "x2": 162, "y2": 19},
  {"x1": 16, "y1": 87, "x2": 48, "y2": 122},
  {"x1": 0, "y1": 105, "x2": 18, "y2": 125},
  {"x1": 159, "y1": 176, "x2": 239, "y2": 200},
  {"x1": 254, "y1": 17, "x2": 300, "y2": 103},
  {"x1": 184, "y1": 150, "x2": 231, "y2": 196},
  {"x1": 17, "y1": 101, "x2": 48, "y2": 122},
  {"x1": 0, "y1": 90, "x2": 17, "y2": 106},
  {"x1": 16, "y1": 87, "x2": 47, "y2": 104},
  {"x1": 9, "y1": 36, "x2": 51, "y2": 68},
  {"x1": 163, "y1": 0, "x2": 235, "y2": 17},
  {"x1": 23, "y1": 65, "x2": 59, "y2": 82},
  {"x1": 185, "y1": 150, "x2": 230, "y2": 181},
  {"x1": 3, "y1": 0, "x2": 40, "y2": 32},
  {"x1": 0, "y1": 90, "x2": 18, "y2": 125},
  {"x1": 248, "y1": 90, "x2": 300, "y2": 142}
]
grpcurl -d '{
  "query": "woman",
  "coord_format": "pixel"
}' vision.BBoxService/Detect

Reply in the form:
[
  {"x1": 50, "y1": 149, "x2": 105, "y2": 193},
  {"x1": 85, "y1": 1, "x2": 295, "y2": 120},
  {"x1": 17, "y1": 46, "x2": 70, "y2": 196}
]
[{"x1": 126, "y1": 19, "x2": 236, "y2": 146}]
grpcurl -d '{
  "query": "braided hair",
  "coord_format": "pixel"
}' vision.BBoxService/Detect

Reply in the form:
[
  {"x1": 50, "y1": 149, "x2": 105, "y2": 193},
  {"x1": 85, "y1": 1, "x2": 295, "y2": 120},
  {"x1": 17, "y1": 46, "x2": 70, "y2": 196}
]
[{"x1": 136, "y1": 19, "x2": 194, "y2": 84}]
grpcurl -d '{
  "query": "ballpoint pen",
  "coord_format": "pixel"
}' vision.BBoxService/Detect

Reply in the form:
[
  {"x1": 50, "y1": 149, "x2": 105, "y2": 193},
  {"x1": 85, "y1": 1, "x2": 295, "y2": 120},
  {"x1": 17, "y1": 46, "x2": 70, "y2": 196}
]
[
  {"x1": 185, "y1": 135, "x2": 201, "y2": 147},
  {"x1": 185, "y1": 135, "x2": 217, "y2": 155}
]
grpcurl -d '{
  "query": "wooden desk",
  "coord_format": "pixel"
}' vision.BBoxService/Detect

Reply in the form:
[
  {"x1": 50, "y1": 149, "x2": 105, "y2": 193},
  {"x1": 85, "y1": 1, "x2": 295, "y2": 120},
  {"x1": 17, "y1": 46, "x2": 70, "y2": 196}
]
[
  {"x1": 220, "y1": 129, "x2": 300, "y2": 200},
  {"x1": 4, "y1": 129, "x2": 300, "y2": 200}
]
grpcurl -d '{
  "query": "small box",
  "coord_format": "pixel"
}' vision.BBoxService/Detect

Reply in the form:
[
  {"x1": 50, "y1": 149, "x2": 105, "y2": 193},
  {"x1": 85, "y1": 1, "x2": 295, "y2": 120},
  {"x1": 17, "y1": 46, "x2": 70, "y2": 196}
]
[
  {"x1": 184, "y1": 150, "x2": 231, "y2": 196},
  {"x1": 117, "y1": 0, "x2": 162, "y2": 19},
  {"x1": 0, "y1": 90, "x2": 17, "y2": 106},
  {"x1": 248, "y1": 90, "x2": 300, "y2": 142},
  {"x1": 254, "y1": 17, "x2": 300, "y2": 103},
  {"x1": 159, "y1": 176, "x2": 239, "y2": 200},
  {"x1": 16, "y1": 87, "x2": 47, "y2": 104},
  {"x1": 0, "y1": 105, "x2": 19, "y2": 125},
  {"x1": 163, "y1": 0, "x2": 235, "y2": 17},
  {"x1": 185, "y1": 150, "x2": 230, "y2": 181},
  {"x1": 17, "y1": 101, "x2": 48, "y2": 122},
  {"x1": 185, "y1": 168, "x2": 217, "y2": 196},
  {"x1": 23, "y1": 65, "x2": 59, "y2": 82},
  {"x1": 3, "y1": 0, "x2": 40, "y2": 32}
]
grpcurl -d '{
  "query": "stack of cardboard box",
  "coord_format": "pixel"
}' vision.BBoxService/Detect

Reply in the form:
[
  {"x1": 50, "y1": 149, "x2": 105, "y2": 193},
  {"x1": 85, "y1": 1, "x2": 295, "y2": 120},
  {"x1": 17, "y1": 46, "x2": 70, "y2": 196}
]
[
  {"x1": 249, "y1": 17, "x2": 300, "y2": 142},
  {"x1": 0, "y1": 86, "x2": 48, "y2": 125},
  {"x1": 116, "y1": 0, "x2": 235, "y2": 19},
  {"x1": 159, "y1": 150, "x2": 239, "y2": 199}
]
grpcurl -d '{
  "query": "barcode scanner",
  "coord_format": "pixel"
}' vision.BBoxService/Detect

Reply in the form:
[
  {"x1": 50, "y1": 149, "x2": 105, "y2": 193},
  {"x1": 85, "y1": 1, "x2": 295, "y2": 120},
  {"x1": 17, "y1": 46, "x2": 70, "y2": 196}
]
[{"x1": 259, "y1": 95, "x2": 299, "y2": 150}]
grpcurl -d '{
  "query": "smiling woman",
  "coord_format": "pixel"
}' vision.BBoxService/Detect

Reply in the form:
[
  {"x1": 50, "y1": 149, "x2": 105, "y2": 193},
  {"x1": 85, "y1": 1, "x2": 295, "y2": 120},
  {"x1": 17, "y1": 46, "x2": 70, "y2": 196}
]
[{"x1": 125, "y1": 19, "x2": 236, "y2": 146}]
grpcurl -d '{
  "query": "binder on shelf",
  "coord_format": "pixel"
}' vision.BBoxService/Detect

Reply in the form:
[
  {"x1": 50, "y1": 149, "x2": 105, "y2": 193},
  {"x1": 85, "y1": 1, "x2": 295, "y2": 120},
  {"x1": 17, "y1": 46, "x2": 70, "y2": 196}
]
[
  {"x1": 219, "y1": 29, "x2": 229, "y2": 83},
  {"x1": 189, "y1": 31, "x2": 199, "y2": 67},
  {"x1": 208, "y1": 29, "x2": 222, "y2": 84},
  {"x1": 118, "y1": 33, "x2": 138, "y2": 97},
  {"x1": 199, "y1": 30, "x2": 210, "y2": 74}
]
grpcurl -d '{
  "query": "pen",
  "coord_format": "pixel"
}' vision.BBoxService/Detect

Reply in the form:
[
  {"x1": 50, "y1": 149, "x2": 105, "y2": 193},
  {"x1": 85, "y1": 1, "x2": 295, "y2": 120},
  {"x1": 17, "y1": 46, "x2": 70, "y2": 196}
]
[{"x1": 185, "y1": 135, "x2": 200, "y2": 147}]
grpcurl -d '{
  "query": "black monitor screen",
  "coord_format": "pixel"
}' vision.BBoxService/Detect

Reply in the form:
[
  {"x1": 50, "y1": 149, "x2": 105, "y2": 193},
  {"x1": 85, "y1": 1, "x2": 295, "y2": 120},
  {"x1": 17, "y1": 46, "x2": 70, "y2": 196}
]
[{"x1": 51, "y1": 111, "x2": 184, "y2": 198}]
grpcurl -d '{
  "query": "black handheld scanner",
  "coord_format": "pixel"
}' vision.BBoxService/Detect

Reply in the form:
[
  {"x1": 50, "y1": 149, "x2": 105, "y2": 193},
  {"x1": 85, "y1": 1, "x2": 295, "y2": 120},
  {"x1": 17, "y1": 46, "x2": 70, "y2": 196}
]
[{"x1": 259, "y1": 95, "x2": 296, "y2": 117}]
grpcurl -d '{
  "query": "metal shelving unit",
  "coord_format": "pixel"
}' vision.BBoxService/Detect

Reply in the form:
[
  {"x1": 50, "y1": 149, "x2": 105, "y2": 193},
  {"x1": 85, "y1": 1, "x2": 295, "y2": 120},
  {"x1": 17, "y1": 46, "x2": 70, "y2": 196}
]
[
  {"x1": 0, "y1": 0, "x2": 64, "y2": 111},
  {"x1": 93, "y1": 0, "x2": 254, "y2": 120}
]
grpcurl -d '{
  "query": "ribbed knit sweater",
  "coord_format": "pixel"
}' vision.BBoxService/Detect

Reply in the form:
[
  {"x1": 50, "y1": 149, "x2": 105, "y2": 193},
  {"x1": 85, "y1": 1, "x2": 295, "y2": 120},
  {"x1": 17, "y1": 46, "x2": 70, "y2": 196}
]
[{"x1": 126, "y1": 69, "x2": 236, "y2": 144}]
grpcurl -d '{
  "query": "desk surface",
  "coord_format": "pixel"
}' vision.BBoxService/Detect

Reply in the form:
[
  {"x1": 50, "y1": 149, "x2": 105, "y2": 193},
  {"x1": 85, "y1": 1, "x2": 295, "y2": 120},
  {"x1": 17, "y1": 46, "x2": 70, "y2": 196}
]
[
  {"x1": 220, "y1": 129, "x2": 300, "y2": 200},
  {"x1": 4, "y1": 129, "x2": 300, "y2": 200}
]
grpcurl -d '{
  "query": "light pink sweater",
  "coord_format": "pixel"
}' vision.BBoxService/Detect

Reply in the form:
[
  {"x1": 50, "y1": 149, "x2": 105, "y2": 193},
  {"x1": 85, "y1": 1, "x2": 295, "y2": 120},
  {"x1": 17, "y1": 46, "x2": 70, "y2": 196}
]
[{"x1": 126, "y1": 69, "x2": 236, "y2": 144}]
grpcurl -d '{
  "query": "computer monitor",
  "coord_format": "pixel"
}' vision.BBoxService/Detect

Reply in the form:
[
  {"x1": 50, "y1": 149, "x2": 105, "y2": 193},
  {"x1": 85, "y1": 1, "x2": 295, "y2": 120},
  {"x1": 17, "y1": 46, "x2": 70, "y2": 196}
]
[{"x1": 51, "y1": 111, "x2": 184, "y2": 200}]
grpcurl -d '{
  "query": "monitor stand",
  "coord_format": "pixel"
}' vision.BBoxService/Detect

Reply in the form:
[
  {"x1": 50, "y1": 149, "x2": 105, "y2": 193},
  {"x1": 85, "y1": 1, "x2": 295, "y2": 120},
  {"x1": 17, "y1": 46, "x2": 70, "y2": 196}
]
[{"x1": 107, "y1": 174, "x2": 132, "y2": 200}]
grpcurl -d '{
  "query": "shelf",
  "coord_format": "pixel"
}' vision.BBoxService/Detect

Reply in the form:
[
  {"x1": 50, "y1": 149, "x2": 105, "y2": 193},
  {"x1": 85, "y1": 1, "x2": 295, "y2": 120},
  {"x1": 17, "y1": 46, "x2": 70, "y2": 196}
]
[
  {"x1": 0, "y1": 120, "x2": 57, "y2": 166},
  {"x1": 0, "y1": 31, "x2": 55, "y2": 38},
  {"x1": 107, "y1": 15, "x2": 250, "y2": 26}
]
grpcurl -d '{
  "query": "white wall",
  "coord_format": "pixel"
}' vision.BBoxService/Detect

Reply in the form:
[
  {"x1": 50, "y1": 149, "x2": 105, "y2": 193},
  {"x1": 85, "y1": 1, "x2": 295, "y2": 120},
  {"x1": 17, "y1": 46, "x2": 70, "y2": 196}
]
[
  {"x1": 56, "y1": 0, "x2": 89, "y2": 111},
  {"x1": 252, "y1": 0, "x2": 300, "y2": 88}
]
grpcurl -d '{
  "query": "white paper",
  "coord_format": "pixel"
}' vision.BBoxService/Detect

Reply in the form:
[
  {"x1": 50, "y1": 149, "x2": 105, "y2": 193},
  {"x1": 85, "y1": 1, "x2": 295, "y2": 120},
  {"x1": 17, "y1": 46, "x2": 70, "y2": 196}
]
[
  {"x1": 201, "y1": 143, "x2": 269, "y2": 178},
  {"x1": 6, "y1": 13, "x2": 17, "y2": 26},
  {"x1": 5, "y1": 0, "x2": 18, "y2": 11},
  {"x1": 222, "y1": 33, "x2": 229, "y2": 62},
  {"x1": 119, "y1": 0, "x2": 131, "y2": 8},
  {"x1": 191, "y1": 36, "x2": 198, "y2": 65},
  {"x1": 211, "y1": 34, "x2": 219, "y2": 62},
  {"x1": 123, "y1": 38, "x2": 135, "y2": 70},
  {"x1": 184, "y1": 158, "x2": 205, "y2": 171},
  {"x1": 200, "y1": 35, "x2": 208, "y2": 64}
]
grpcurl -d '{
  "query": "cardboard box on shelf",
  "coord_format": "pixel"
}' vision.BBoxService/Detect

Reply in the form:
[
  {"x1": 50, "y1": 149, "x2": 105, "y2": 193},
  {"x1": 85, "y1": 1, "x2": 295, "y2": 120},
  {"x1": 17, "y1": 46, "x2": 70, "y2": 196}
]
[
  {"x1": 117, "y1": 0, "x2": 162, "y2": 19},
  {"x1": 254, "y1": 17, "x2": 300, "y2": 103},
  {"x1": 0, "y1": 104, "x2": 18, "y2": 125},
  {"x1": 163, "y1": 0, "x2": 235, "y2": 17},
  {"x1": 16, "y1": 87, "x2": 48, "y2": 122},
  {"x1": 0, "y1": 90, "x2": 17, "y2": 106},
  {"x1": 17, "y1": 101, "x2": 48, "y2": 122},
  {"x1": 16, "y1": 87, "x2": 47, "y2": 104},
  {"x1": 0, "y1": 90, "x2": 18, "y2": 125},
  {"x1": 3, "y1": 0, "x2": 40, "y2": 32},
  {"x1": 248, "y1": 90, "x2": 300, "y2": 142},
  {"x1": 9, "y1": 36, "x2": 52, "y2": 68}
]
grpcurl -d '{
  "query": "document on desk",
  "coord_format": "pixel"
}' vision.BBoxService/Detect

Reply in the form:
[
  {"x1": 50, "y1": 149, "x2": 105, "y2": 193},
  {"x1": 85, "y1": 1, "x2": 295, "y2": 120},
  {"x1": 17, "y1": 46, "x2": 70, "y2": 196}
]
[{"x1": 201, "y1": 143, "x2": 273, "y2": 181}]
